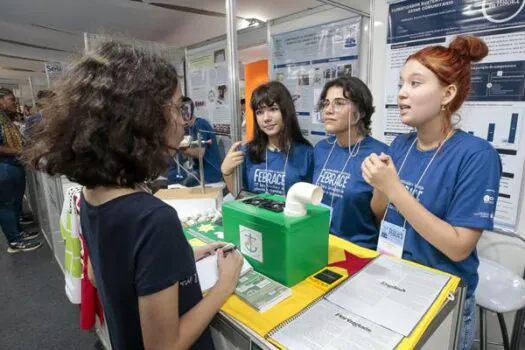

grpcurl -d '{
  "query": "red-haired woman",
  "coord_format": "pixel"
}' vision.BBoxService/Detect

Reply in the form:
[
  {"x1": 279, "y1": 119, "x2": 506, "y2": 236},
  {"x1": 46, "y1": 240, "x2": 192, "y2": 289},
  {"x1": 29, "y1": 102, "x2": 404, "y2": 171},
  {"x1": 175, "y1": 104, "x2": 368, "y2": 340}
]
[{"x1": 362, "y1": 36, "x2": 502, "y2": 349}]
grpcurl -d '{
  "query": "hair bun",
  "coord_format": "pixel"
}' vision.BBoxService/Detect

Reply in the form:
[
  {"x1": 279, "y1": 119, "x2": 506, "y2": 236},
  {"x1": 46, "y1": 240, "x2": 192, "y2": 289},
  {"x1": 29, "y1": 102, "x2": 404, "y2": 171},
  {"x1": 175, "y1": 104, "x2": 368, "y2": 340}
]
[{"x1": 449, "y1": 35, "x2": 488, "y2": 62}]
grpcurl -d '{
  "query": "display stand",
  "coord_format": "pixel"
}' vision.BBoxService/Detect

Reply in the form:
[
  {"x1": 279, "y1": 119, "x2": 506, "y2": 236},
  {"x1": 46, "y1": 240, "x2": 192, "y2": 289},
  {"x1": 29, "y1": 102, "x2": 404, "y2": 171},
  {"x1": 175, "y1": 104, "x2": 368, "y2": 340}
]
[
  {"x1": 91, "y1": 221, "x2": 465, "y2": 350},
  {"x1": 210, "y1": 284, "x2": 465, "y2": 350},
  {"x1": 25, "y1": 171, "x2": 49, "y2": 243},
  {"x1": 92, "y1": 265, "x2": 465, "y2": 350},
  {"x1": 25, "y1": 171, "x2": 77, "y2": 273}
]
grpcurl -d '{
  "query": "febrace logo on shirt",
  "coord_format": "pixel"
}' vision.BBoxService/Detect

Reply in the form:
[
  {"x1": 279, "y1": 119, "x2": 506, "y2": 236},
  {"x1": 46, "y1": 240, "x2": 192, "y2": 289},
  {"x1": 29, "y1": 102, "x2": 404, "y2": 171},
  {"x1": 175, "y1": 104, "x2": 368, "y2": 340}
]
[
  {"x1": 388, "y1": 180, "x2": 424, "y2": 213},
  {"x1": 317, "y1": 169, "x2": 351, "y2": 198},
  {"x1": 253, "y1": 169, "x2": 285, "y2": 194},
  {"x1": 402, "y1": 180, "x2": 424, "y2": 201}
]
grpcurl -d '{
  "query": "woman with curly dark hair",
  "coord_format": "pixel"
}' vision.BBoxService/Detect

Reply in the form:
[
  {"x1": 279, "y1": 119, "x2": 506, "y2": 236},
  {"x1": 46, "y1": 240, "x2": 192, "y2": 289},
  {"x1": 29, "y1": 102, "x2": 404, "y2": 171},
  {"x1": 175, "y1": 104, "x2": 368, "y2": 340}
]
[
  {"x1": 313, "y1": 76, "x2": 388, "y2": 249},
  {"x1": 25, "y1": 41, "x2": 242, "y2": 350}
]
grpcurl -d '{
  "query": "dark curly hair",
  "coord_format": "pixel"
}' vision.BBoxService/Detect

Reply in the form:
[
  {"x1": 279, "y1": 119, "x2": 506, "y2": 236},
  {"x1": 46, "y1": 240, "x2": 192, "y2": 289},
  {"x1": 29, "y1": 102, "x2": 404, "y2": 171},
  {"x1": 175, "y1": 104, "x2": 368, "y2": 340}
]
[
  {"x1": 318, "y1": 76, "x2": 374, "y2": 136},
  {"x1": 249, "y1": 81, "x2": 310, "y2": 163},
  {"x1": 35, "y1": 89, "x2": 56, "y2": 109},
  {"x1": 24, "y1": 41, "x2": 180, "y2": 188}
]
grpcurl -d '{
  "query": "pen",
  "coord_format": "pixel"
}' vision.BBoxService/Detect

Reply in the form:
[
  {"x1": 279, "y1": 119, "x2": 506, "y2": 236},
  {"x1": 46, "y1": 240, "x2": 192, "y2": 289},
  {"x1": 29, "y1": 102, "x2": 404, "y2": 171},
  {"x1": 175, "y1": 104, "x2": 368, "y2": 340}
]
[
  {"x1": 200, "y1": 243, "x2": 237, "y2": 260},
  {"x1": 222, "y1": 244, "x2": 237, "y2": 255}
]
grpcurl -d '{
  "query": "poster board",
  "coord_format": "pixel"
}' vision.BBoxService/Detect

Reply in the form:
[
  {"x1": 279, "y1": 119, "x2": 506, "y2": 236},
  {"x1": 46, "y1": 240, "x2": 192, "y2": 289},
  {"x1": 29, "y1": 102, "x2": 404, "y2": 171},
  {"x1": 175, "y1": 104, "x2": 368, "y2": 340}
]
[
  {"x1": 270, "y1": 17, "x2": 363, "y2": 145},
  {"x1": 384, "y1": 0, "x2": 525, "y2": 233}
]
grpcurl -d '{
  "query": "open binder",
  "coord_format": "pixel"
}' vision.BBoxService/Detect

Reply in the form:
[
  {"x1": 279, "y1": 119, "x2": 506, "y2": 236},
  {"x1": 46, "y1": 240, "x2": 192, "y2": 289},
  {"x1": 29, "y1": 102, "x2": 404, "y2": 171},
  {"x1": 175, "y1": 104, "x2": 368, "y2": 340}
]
[{"x1": 265, "y1": 254, "x2": 453, "y2": 349}]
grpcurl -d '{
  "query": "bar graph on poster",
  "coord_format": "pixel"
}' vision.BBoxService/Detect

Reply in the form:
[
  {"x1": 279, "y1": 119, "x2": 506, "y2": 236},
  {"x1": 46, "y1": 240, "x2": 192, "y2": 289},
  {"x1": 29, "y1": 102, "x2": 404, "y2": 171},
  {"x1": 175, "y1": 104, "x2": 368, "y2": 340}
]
[
  {"x1": 458, "y1": 103, "x2": 525, "y2": 230},
  {"x1": 461, "y1": 107, "x2": 520, "y2": 145},
  {"x1": 384, "y1": 0, "x2": 525, "y2": 233}
]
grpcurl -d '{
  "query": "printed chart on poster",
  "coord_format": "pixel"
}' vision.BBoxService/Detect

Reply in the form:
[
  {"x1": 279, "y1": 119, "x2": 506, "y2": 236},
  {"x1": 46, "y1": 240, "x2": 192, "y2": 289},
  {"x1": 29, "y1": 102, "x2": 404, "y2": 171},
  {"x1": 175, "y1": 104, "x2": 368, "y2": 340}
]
[
  {"x1": 271, "y1": 17, "x2": 361, "y2": 145},
  {"x1": 384, "y1": 0, "x2": 525, "y2": 233},
  {"x1": 186, "y1": 42, "x2": 232, "y2": 135}
]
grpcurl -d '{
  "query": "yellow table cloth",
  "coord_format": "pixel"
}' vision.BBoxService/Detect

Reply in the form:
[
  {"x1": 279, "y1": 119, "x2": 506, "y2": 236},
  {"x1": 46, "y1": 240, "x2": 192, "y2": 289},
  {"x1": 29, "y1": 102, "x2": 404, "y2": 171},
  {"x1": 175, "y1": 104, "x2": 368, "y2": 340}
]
[{"x1": 190, "y1": 235, "x2": 460, "y2": 349}]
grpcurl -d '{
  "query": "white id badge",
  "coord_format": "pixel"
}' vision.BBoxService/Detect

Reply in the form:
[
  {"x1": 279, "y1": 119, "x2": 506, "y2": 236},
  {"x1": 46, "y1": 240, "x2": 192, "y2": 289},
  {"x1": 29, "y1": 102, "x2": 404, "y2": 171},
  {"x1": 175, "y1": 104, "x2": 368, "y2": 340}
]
[
  {"x1": 377, "y1": 221, "x2": 406, "y2": 258},
  {"x1": 319, "y1": 203, "x2": 333, "y2": 224}
]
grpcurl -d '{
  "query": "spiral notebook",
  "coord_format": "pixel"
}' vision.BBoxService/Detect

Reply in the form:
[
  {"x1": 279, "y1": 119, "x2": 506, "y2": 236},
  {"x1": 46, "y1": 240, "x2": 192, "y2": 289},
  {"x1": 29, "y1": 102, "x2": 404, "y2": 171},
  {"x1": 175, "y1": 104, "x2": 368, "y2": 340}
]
[
  {"x1": 266, "y1": 255, "x2": 451, "y2": 349},
  {"x1": 268, "y1": 299, "x2": 403, "y2": 349},
  {"x1": 325, "y1": 255, "x2": 450, "y2": 337}
]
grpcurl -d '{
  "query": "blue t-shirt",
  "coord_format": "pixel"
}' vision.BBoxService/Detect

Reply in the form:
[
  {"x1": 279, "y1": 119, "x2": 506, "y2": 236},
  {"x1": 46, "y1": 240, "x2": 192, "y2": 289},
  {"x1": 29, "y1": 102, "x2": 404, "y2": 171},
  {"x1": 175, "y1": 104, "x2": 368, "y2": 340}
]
[
  {"x1": 242, "y1": 142, "x2": 314, "y2": 195},
  {"x1": 313, "y1": 136, "x2": 388, "y2": 249},
  {"x1": 80, "y1": 192, "x2": 214, "y2": 350},
  {"x1": 385, "y1": 130, "x2": 502, "y2": 297},
  {"x1": 188, "y1": 117, "x2": 223, "y2": 183}
]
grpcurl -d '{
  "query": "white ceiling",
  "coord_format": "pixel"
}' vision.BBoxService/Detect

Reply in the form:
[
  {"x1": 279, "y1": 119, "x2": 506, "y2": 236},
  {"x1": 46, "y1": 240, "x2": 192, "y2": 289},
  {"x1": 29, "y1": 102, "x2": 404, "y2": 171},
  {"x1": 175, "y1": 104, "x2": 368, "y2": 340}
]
[{"x1": 0, "y1": 0, "x2": 369, "y2": 85}]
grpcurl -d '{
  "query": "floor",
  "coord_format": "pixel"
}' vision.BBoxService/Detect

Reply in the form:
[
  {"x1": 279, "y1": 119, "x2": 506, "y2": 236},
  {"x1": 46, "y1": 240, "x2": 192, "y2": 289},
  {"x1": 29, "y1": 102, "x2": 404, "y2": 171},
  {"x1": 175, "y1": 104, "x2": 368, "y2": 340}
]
[{"x1": 0, "y1": 223, "x2": 100, "y2": 350}]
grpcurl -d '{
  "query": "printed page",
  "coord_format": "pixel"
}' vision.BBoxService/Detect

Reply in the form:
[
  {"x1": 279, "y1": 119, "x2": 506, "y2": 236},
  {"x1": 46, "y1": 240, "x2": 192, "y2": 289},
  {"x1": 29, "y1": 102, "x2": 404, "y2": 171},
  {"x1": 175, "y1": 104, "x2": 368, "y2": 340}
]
[
  {"x1": 326, "y1": 255, "x2": 449, "y2": 336},
  {"x1": 272, "y1": 299, "x2": 403, "y2": 350}
]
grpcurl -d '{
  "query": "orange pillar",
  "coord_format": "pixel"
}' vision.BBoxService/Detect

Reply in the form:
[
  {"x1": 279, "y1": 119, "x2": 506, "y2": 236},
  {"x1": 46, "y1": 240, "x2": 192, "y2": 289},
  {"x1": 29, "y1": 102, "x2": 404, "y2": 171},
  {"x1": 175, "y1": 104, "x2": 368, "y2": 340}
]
[{"x1": 244, "y1": 60, "x2": 269, "y2": 141}]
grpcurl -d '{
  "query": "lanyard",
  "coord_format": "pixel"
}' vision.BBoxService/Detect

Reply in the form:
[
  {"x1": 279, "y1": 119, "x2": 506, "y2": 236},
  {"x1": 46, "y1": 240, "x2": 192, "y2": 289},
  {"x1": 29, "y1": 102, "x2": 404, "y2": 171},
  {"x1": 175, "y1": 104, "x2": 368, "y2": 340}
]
[
  {"x1": 315, "y1": 138, "x2": 362, "y2": 208},
  {"x1": 265, "y1": 147, "x2": 289, "y2": 194},
  {"x1": 382, "y1": 129, "x2": 455, "y2": 228}
]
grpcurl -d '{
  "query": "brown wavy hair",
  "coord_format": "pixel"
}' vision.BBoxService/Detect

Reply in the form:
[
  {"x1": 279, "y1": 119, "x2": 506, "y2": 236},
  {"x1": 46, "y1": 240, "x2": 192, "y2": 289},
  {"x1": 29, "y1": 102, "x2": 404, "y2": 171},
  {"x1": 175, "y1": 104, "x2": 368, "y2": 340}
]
[
  {"x1": 317, "y1": 76, "x2": 375, "y2": 136},
  {"x1": 24, "y1": 41, "x2": 180, "y2": 188},
  {"x1": 249, "y1": 81, "x2": 310, "y2": 163},
  {"x1": 407, "y1": 35, "x2": 488, "y2": 130}
]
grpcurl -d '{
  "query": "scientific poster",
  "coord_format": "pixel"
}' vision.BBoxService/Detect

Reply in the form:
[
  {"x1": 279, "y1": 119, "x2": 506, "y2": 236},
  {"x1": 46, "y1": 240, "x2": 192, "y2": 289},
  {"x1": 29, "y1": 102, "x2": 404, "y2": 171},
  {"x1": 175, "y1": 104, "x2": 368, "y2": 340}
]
[
  {"x1": 385, "y1": 0, "x2": 525, "y2": 232},
  {"x1": 271, "y1": 18, "x2": 362, "y2": 144}
]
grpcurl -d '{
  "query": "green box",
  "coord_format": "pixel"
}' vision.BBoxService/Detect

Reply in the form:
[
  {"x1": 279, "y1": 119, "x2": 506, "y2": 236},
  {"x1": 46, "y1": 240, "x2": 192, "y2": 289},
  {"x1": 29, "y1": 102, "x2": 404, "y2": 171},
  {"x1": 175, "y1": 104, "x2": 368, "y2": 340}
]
[{"x1": 222, "y1": 194, "x2": 330, "y2": 287}]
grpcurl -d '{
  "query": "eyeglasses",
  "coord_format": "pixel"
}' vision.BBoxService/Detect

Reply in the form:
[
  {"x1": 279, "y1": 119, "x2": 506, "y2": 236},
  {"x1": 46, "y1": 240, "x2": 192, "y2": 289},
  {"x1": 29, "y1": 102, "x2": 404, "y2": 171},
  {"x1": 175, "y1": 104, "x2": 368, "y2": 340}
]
[
  {"x1": 167, "y1": 103, "x2": 184, "y2": 125},
  {"x1": 318, "y1": 98, "x2": 351, "y2": 112}
]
